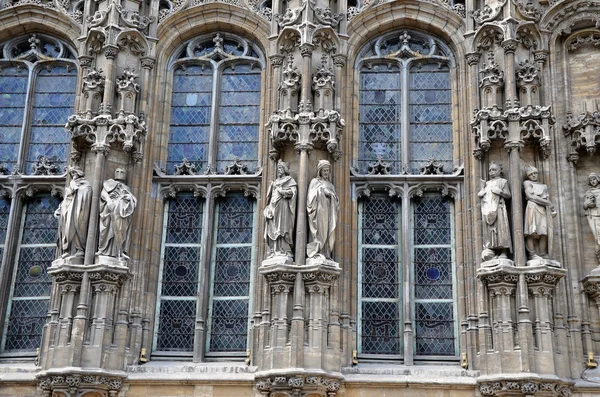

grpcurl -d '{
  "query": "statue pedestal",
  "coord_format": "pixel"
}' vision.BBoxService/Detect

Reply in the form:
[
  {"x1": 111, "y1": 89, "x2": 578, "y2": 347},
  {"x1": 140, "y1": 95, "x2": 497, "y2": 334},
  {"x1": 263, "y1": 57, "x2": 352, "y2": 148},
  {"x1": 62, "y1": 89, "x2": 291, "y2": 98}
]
[
  {"x1": 481, "y1": 257, "x2": 514, "y2": 268},
  {"x1": 526, "y1": 258, "x2": 561, "y2": 268},
  {"x1": 51, "y1": 255, "x2": 85, "y2": 267},
  {"x1": 305, "y1": 256, "x2": 340, "y2": 270},
  {"x1": 94, "y1": 254, "x2": 129, "y2": 268},
  {"x1": 261, "y1": 255, "x2": 294, "y2": 268}
]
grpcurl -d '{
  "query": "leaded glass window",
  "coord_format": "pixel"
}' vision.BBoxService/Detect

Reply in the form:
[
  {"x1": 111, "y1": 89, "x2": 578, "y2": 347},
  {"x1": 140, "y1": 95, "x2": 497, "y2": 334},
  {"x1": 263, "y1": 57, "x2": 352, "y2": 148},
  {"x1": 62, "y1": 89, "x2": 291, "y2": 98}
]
[
  {"x1": 0, "y1": 198, "x2": 9, "y2": 263},
  {"x1": 207, "y1": 195, "x2": 255, "y2": 353},
  {"x1": 166, "y1": 33, "x2": 264, "y2": 175},
  {"x1": 357, "y1": 194, "x2": 457, "y2": 359},
  {"x1": 2, "y1": 194, "x2": 59, "y2": 352},
  {"x1": 0, "y1": 35, "x2": 77, "y2": 175},
  {"x1": 155, "y1": 194, "x2": 204, "y2": 353},
  {"x1": 356, "y1": 31, "x2": 453, "y2": 175},
  {"x1": 412, "y1": 195, "x2": 456, "y2": 356}
]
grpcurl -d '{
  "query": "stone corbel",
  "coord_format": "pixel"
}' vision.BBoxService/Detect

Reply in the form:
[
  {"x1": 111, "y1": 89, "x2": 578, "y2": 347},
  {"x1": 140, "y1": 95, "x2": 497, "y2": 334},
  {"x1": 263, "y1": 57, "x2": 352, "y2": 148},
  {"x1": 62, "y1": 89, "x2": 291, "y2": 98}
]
[
  {"x1": 472, "y1": 105, "x2": 509, "y2": 158},
  {"x1": 562, "y1": 108, "x2": 600, "y2": 164},
  {"x1": 116, "y1": 32, "x2": 148, "y2": 56},
  {"x1": 115, "y1": 5, "x2": 155, "y2": 31},
  {"x1": 0, "y1": 185, "x2": 12, "y2": 199},
  {"x1": 518, "y1": 105, "x2": 554, "y2": 158}
]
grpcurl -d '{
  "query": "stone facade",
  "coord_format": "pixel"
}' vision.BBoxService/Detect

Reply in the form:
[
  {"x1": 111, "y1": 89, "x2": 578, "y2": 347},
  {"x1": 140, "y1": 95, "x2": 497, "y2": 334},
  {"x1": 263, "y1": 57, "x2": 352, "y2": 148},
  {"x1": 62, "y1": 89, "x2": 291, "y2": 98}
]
[{"x1": 1, "y1": 0, "x2": 600, "y2": 396}]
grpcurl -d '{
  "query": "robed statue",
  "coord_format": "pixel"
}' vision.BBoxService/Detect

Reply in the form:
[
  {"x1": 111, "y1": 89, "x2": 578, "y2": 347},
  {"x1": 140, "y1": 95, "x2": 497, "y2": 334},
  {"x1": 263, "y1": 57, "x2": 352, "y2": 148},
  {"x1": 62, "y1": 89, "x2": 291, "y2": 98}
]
[
  {"x1": 523, "y1": 166, "x2": 556, "y2": 261},
  {"x1": 584, "y1": 172, "x2": 600, "y2": 262},
  {"x1": 55, "y1": 167, "x2": 92, "y2": 258},
  {"x1": 264, "y1": 160, "x2": 297, "y2": 258},
  {"x1": 307, "y1": 160, "x2": 339, "y2": 260},
  {"x1": 478, "y1": 162, "x2": 512, "y2": 261},
  {"x1": 97, "y1": 168, "x2": 137, "y2": 259}
]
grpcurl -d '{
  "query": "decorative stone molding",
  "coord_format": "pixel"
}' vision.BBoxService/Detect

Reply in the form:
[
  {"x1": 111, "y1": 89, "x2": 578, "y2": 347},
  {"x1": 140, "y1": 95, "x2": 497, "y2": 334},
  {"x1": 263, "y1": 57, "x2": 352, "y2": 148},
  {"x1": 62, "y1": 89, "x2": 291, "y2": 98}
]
[
  {"x1": 37, "y1": 371, "x2": 126, "y2": 396},
  {"x1": 32, "y1": 156, "x2": 60, "y2": 175},
  {"x1": 563, "y1": 109, "x2": 600, "y2": 164},
  {"x1": 255, "y1": 373, "x2": 342, "y2": 394},
  {"x1": 478, "y1": 378, "x2": 573, "y2": 396}
]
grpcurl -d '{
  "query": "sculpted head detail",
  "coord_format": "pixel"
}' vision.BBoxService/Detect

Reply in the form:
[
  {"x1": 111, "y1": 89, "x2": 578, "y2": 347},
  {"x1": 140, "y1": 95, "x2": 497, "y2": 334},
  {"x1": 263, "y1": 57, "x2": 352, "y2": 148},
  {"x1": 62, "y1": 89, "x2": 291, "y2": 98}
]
[
  {"x1": 316, "y1": 160, "x2": 331, "y2": 180},
  {"x1": 114, "y1": 167, "x2": 127, "y2": 182},
  {"x1": 590, "y1": 172, "x2": 600, "y2": 187},
  {"x1": 488, "y1": 161, "x2": 502, "y2": 178},
  {"x1": 68, "y1": 166, "x2": 85, "y2": 179},
  {"x1": 526, "y1": 165, "x2": 538, "y2": 181},
  {"x1": 277, "y1": 160, "x2": 290, "y2": 178}
]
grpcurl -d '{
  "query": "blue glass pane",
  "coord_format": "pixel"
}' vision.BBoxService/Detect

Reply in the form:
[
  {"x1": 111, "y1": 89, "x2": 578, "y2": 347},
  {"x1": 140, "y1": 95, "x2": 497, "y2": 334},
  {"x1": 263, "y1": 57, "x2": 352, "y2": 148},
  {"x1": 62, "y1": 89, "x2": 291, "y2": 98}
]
[
  {"x1": 26, "y1": 68, "x2": 76, "y2": 174},
  {"x1": 217, "y1": 69, "x2": 260, "y2": 173},
  {"x1": 167, "y1": 67, "x2": 213, "y2": 175},
  {"x1": 414, "y1": 247, "x2": 452, "y2": 300},
  {"x1": 361, "y1": 301, "x2": 400, "y2": 354}
]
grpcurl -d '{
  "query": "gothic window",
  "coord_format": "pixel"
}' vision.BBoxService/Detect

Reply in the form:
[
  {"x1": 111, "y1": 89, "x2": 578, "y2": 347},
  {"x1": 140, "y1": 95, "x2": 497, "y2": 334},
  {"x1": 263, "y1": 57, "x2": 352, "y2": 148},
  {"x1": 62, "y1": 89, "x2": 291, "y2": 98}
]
[
  {"x1": 166, "y1": 33, "x2": 263, "y2": 175},
  {"x1": 356, "y1": 31, "x2": 453, "y2": 175},
  {"x1": 0, "y1": 34, "x2": 77, "y2": 356},
  {"x1": 154, "y1": 193, "x2": 256, "y2": 357},
  {"x1": 355, "y1": 30, "x2": 459, "y2": 362},
  {"x1": 155, "y1": 33, "x2": 263, "y2": 359},
  {"x1": 0, "y1": 34, "x2": 77, "y2": 175},
  {"x1": 3, "y1": 194, "x2": 59, "y2": 352}
]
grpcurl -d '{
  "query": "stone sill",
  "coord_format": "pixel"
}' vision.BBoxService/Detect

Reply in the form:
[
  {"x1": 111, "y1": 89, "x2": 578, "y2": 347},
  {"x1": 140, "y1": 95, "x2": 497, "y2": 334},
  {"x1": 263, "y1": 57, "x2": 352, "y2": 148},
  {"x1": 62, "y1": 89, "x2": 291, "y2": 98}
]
[
  {"x1": 126, "y1": 362, "x2": 257, "y2": 384},
  {"x1": 342, "y1": 363, "x2": 479, "y2": 387}
]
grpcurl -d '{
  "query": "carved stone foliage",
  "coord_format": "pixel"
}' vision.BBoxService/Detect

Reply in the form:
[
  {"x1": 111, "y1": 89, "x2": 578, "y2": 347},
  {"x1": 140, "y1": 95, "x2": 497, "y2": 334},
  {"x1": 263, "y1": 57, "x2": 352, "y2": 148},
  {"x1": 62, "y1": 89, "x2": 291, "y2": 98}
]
[
  {"x1": 347, "y1": 0, "x2": 465, "y2": 23},
  {"x1": 38, "y1": 373, "x2": 125, "y2": 395},
  {"x1": 478, "y1": 379, "x2": 573, "y2": 396},
  {"x1": 563, "y1": 109, "x2": 600, "y2": 164},
  {"x1": 255, "y1": 374, "x2": 342, "y2": 394},
  {"x1": 3, "y1": 0, "x2": 84, "y2": 24}
]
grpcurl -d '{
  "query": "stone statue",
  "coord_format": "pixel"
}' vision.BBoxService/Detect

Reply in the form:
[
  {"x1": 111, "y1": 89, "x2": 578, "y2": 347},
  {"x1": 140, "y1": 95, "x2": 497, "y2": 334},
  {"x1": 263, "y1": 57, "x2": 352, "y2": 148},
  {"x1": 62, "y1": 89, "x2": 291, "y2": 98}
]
[
  {"x1": 54, "y1": 167, "x2": 92, "y2": 259},
  {"x1": 307, "y1": 160, "x2": 339, "y2": 260},
  {"x1": 523, "y1": 166, "x2": 556, "y2": 261},
  {"x1": 584, "y1": 172, "x2": 600, "y2": 262},
  {"x1": 97, "y1": 168, "x2": 137, "y2": 259},
  {"x1": 478, "y1": 162, "x2": 512, "y2": 261},
  {"x1": 264, "y1": 160, "x2": 297, "y2": 258}
]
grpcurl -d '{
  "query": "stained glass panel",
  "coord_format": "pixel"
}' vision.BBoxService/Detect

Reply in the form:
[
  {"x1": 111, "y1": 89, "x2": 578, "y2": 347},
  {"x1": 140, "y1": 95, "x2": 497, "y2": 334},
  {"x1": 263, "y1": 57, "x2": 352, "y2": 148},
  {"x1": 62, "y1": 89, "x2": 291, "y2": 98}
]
[
  {"x1": 216, "y1": 65, "x2": 261, "y2": 173},
  {"x1": 362, "y1": 198, "x2": 398, "y2": 245},
  {"x1": 409, "y1": 64, "x2": 452, "y2": 173},
  {"x1": 4, "y1": 195, "x2": 58, "y2": 352},
  {"x1": 208, "y1": 195, "x2": 254, "y2": 353},
  {"x1": 167, "y1": 66, "x2": 213, "y2": 174},
  {"x1": 414, "y1": 196, "x2": 451, "y2": 246},
  {"x1": 415, "y1": 302, "x2": 455, "y2": 356},
  {"x1": 26, "y1": 65, "x2": 77, "y2": 174},
  {"x1": 361, "y1": 301, "x2": 401, "y2": 354},
  {"x1": 0, "y1": 65, "x2": 28, "y2": 174},
  {"x1": 156, "y1": 195, "x2": 204, "y2": 352},
  {"x1": 358, "y1": 65, "x2": 401, "y2": 174},
  {"x1": 155, "y1": 299, "x2": 196, "y2": 352}
]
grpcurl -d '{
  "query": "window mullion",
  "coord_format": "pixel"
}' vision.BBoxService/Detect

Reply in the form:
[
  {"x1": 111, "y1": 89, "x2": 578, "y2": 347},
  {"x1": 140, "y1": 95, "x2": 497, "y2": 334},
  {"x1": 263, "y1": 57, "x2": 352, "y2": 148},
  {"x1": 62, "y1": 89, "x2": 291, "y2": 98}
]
[
  {"x1": 15, "y1": 63, "x2": 34, "y2": 175},
  {"x1": 401, "y1": 61, "x2": 410, "y2": 170},
  {"x1": 402, "y1": 185, "x2": 413, "y2": 363},
  {"x1": 207, "y1": 64, "x2": 221, "y2": 172}
]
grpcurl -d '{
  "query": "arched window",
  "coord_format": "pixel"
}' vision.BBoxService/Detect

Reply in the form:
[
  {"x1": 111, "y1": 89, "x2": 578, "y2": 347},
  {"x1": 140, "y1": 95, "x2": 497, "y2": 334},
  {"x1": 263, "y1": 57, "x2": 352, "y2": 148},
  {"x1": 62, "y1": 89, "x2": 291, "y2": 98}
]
[
  {"x1": 166, "y1": 33, "x2": 263, "y2": 175},
  {"x1": 356, "y1": 31, "x2": 453, "y2": 175},
  {"x1": 0, "y1": 34, "x2": 77, "y2": 355},
  {"x1": 354, "y1": 30, "x2": 458, "y2": 361},
  {"x1": 0, "y1": 34, "x2": 77, "y2": 175},
  {"x1": 154, "y1": 32, "x2": 263, "y2": 359}
]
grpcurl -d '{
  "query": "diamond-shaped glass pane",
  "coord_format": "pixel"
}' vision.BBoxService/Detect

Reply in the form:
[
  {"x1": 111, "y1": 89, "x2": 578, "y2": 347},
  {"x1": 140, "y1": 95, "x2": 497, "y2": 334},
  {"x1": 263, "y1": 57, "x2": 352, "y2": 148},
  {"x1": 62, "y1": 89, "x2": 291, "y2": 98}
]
[
  {"x1": 156, "y1": 299, "x2": 196, "y2": 352},
  {"x1": 415, "y1": 302, "x2": 455, "y2": 356},
  {"x1": 213, "y1": 246, "x2": 251, "y2": 297},
  {"x1": 361, "y1": 301, "x2": 401, "y2": 354},
  {"x1": 209, "y1": 299, "x2": 249, "y2": 352},
  {"x1": 216, "y1": 196, "x2": 253, "y2": 244},
  {"x1": 362, "y1": 198, "x2": 399, "y2": 245},
  {"x1": 362, "y1": 248, "x2": 398, "y2": 298},
  {"x1": 166, "y1": 196, "x2": 203, "y2": 244},
  {"x1": 4, "y1": 299, "x2": 49, "y2": 351},
  {"x1": 21, "y1": 196, "x2": 59, "y2": 244},
  {"x1": 13, "y1": 246, "x2": 53, "y2": 297},
  {"x1": 0, "y1": 197, "x2": 9, "y2": 244},
  {"x1": 413, "y1": 196, "x2": 451, "y2": 246},
  {"x1": 162, "y1": 246, "x2": 200, "y2": 297},
  {"x1": 414, "y1": 247, "x2": 452, "y2": 300}
]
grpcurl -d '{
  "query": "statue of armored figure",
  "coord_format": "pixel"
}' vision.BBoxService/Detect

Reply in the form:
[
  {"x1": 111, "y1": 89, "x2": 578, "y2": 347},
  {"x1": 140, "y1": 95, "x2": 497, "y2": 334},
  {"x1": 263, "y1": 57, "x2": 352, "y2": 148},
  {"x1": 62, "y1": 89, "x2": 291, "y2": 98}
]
[
  {"x1": 584, "y1": 172, "x2": 600, "y2": 263},
  {"x1": 264, "y1": 160, "x2": 297, "y2": 258},
  {"x1": 307, "y1": 160, "x2": 339, "y2": 260},
  {"x1": 523, "y1": 166, "x2": 556, "y2": 261},
  {"x1": 54, "y1": 167, "x2": 92, "y2": 259},
  {"x1": 478, "y1": 162, "x2": 512, "y2": 262},
  {"x1": 97, "y1": 168, "x2": 137, "y2": 260}
]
